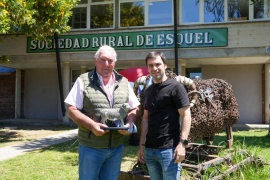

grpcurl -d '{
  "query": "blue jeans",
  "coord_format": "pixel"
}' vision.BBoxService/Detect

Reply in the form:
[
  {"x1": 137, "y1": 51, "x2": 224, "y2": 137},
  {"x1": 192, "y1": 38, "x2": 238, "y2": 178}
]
[
  {"x1": 145, "y1": 148, "x2": 181, "y2": 180},
  {"x1": 78, "y1": 144, "x2": 123, "y2": 180}
]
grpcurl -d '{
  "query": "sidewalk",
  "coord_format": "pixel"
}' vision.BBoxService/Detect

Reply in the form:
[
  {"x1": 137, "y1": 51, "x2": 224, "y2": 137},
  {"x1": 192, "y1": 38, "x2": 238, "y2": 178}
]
[
  {"x1": 232, "y1": 123, "x2": 269, "y2": 130},
  {"x1": 0, "y1": 129, "x2": 78, "y2": 161}
]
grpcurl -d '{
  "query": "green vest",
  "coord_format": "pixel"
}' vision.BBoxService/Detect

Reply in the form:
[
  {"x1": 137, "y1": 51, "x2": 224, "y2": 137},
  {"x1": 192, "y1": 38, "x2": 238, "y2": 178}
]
[{"x1": 78, "y1": 69, "x2": 129, "y2": 148}]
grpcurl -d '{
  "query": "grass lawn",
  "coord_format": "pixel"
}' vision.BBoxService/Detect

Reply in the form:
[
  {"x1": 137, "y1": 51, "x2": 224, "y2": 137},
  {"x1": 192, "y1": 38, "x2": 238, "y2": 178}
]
[
  {"x1": 0, "y1": 129, "x2": 269, "y2": 179},
  {"x1": 214, "y1": 129, "x2": 270, "y2": 162}
]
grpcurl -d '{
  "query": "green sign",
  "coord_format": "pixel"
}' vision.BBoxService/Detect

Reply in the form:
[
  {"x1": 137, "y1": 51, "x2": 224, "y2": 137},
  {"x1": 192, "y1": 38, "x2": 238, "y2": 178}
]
[{"x1": 27, "y1": 28, "x2": 228, "y2": 53}]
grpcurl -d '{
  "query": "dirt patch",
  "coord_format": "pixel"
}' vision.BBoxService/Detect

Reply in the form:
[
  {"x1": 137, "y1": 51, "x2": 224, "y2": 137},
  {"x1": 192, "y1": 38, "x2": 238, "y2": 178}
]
[{"x1": 0, "y1": 126, "x2": 76, "y2": 147}]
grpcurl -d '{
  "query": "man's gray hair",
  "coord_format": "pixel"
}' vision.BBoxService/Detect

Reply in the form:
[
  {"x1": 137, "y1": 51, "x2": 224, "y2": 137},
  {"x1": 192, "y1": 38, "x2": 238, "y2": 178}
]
[{"x1": 94, "y1": 45, "x2": 117, "y2": 61}]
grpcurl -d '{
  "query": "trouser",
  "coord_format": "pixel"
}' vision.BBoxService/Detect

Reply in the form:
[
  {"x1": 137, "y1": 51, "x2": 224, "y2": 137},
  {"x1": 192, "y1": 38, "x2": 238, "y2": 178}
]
[
  {"x1": 145, "y1": 147, "x2": 181, "y2": 180},
  {"x1": 78, "y1": 144, "x2": 123, "y2": 180}
]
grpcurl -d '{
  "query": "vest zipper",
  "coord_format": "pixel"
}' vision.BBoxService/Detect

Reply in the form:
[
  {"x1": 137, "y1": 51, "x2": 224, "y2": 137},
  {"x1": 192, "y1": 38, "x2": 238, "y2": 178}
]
[{"x1": 108, "y1": 131, "x2": 113, "y2": 148}]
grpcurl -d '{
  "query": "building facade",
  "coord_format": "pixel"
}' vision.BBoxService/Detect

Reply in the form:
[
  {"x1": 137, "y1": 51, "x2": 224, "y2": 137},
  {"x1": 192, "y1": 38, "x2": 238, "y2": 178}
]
[{"x1": 0, "y1": 0, "x2": 270, "y2": 125}]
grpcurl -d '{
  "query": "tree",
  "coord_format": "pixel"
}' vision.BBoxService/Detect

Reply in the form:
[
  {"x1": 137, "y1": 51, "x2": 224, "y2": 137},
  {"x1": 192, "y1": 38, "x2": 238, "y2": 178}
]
[
  {"x1": 120, "y1": 2, "x2": 144, "y2": 27},
  {"x1": 0, "y1": 0, "x2": 79, "y2": 63},
  {"x1": 91, "y1": 4, "x2": 114, "y2": 29},
  {"x1": 204, "y1": 0, "x2": 224, "y2": 22}
]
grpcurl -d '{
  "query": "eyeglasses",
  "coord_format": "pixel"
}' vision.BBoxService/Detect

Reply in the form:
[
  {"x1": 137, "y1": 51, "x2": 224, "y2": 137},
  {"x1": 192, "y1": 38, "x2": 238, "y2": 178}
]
[{"x1": 98, "y1": 58, "x2": 115, "y2": 65}]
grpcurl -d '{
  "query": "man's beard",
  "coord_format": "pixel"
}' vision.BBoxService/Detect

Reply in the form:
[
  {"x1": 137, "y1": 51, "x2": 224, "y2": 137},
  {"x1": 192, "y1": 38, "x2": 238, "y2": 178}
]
[{"x1": 152, "y1": 73, "x2": 164, "y2": 83}]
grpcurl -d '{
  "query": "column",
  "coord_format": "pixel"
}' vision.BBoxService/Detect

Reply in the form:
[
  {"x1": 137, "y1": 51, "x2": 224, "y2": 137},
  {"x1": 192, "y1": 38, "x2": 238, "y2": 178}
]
[
  {"x1": 181, "y1": 65, "x2": 186, "y2": 76},
  {"x1": 177, "y1": 64, "x2": 182, "y2": 76},
  {"x1": 15, "y1": 69, "x2": 21, "y2": 119},
  {"x1": 81, "y1": 66, "x2": 87, "y2": 74},
  {"x1": 265, "y1": 64, "x2": 270, "y2": 136}
]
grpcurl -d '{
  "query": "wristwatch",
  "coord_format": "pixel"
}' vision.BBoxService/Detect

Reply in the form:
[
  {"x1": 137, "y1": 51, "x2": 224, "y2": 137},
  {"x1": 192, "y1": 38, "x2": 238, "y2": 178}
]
[{"x1": 179, "y1": 139, "x2": 189, "y2": 146}]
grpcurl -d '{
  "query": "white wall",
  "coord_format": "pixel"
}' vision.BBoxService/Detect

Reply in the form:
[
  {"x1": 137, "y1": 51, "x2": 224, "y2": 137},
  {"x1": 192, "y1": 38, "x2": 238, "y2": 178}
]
[
  {"x1": 24, "y1": 69, "x2": 59, "y2": 119},
  {"x1": 202, "y1": 64, "x2": 263, "y2": 124}
]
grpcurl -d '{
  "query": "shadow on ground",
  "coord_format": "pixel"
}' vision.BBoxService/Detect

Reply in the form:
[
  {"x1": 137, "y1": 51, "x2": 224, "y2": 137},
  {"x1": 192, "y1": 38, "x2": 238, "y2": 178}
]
[{"x1": 0, "y1": 125, "x2": 76, "y2": 145}]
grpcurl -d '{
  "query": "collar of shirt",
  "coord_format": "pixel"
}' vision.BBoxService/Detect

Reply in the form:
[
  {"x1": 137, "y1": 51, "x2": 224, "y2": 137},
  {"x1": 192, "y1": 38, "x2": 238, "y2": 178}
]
[{"x1": 96, "y1": 72, "x2": 115, "y2": 107}]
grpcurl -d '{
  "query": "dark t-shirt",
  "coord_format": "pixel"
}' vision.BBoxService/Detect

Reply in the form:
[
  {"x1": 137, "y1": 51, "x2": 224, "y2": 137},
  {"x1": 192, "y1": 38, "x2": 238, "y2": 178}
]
[{"x1": 144, "y1": 78, "x2": 190, "y2": 148}]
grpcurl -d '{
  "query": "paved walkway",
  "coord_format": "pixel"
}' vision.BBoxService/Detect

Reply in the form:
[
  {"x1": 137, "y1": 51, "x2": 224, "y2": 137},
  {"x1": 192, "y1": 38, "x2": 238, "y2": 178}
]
[
  {"x1": 232, "y1": 123, "x2": 269, "y2": 130},
  {"x1": 0, "y1": 129, "x2": 78, "y2": 161}
]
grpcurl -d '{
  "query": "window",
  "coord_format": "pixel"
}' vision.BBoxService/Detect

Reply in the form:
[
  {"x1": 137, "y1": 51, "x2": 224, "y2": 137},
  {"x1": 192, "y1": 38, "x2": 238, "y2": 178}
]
[
  {"x1": 120, "y1": 2, "x2": 144, "y2": 27},
  {"x1": 69, "y1": 7, "x2": 87, "y2": 28},
  {"x1": 253, "y1": 0, "x2": 270, "y2": 19},
  {"x1": 181, "y1": 0, "x2": 270, "y2": 24},
  {"x1": 91, "y1": 0, "x2": 114, "y2": 29},
  {"x1": 182, "y1": 0, "x2": 200, "y2": 23},
  {"x1": 228, "y1": 0, "x2": 249, "y2": 21},
  {"x1": 148, "y1": 1, "x2": 173, "y2": 25},
  {"x1": 69, "y1": 0, "x2": 114, "y2": 29},
  {"x1": 182, "y1": 0, "x2": 225, "y2": 23},
  {"x1": 68, "y1": 0, "x2": 270, "y2": 30},
  {"x1": 69, "y1": 0, "x2": 88, "y2": 29},
  {"x1": 204, "y1": 0, "x2": 225, "y2": 22},
  {"x1": 120, "y1": 0, "x2": 173, "y2": 27}
]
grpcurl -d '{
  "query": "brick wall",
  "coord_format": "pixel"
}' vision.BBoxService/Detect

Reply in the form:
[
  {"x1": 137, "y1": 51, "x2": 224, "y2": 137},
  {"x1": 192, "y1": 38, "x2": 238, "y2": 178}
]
[{"x1": 0, "y1": 73, "x2": 15, "y2": 119}]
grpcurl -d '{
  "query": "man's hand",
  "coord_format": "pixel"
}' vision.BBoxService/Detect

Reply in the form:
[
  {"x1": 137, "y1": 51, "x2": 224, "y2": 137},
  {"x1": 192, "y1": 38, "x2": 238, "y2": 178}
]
[
  {"x1": 118, "y1": 123, "x2": 131, "y2": 136},
  {"x1": 138, "y1": 145, "x2": 145, "y2": 163},
  {"x1": 90, "y1": 122, "x2": 109, "y2": 136},
  {"x1": 173, "y1": 143, "x2": 186, "y2": 163}
]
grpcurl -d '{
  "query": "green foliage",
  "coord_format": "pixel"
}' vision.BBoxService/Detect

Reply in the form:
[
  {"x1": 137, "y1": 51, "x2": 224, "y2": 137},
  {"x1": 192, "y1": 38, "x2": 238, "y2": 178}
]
[
  {"x1": 0, "y1": 0, "x2": 79, "y2": 40},
  {"x1": 0, "y1": 55, "x2": 9, "y2": 63},
  {"x1": 120, "y1": 2, "x2": 144, "y2": 27},
  {"x1": 90, "y1": 4, "x2": 114, "y2": 28}
]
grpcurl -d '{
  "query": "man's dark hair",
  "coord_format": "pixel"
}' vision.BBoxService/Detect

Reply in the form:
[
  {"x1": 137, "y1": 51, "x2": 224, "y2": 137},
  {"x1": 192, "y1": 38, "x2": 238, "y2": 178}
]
[{"x1": 145, "y1": 51, "x2": 167, "y2": 65}]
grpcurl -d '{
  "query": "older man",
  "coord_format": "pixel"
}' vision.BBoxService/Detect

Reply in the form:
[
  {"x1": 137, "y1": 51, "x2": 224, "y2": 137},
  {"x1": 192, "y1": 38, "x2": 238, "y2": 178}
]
[{"x1": 65, "y1": 45, "x2": 139, "y2": 180}]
